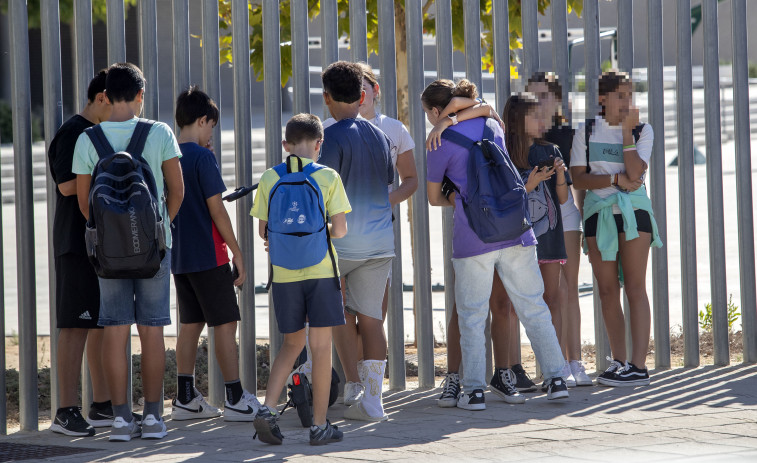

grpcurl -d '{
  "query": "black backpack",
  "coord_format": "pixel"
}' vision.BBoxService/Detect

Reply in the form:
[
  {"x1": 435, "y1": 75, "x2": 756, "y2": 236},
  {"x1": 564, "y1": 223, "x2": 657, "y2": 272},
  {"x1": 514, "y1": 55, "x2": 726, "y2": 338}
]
[
  {"x1": 584, "y1": 119, "x2": 645, "y2": 173},
  {"x1": 441, "y1": 118, "x2": 531, "y2": 242},
  {"x1": 84, "y1": 119, "x2": 166, "y2": 279}
]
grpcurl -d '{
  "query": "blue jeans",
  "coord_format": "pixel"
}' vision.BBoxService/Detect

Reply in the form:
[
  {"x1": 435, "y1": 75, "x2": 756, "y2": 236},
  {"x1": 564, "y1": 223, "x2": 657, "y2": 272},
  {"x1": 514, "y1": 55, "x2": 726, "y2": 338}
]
[
  {"x1": 97, "y1": 249, "x2": 172, "y2": 327},
  {"x1": 452, "y1": 245, "x2": 565, "y2": 392}
]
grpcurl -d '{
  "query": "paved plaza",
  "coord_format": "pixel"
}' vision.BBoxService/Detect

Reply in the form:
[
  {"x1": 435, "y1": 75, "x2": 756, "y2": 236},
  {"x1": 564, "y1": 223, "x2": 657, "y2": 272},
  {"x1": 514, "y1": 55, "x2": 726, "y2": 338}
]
[{"x1": 2, "y1": 364, "x2": 757, "y2": 462}]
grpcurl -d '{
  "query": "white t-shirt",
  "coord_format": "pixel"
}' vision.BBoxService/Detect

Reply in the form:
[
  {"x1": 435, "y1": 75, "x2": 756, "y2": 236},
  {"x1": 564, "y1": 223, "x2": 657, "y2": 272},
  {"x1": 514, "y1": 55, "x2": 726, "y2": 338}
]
[
  {"x1": 324, "y1": 112, "x2": 415, "y2": 191},
  {"x1": 571, "y1": 115, "x2": 654, "y2": 201}
]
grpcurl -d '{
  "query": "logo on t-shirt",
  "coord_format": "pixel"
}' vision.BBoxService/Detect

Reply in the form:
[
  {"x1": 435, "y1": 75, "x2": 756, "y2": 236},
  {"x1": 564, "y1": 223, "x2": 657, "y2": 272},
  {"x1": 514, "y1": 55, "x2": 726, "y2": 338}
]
[{"x1": 589, "y1": 142, "x2": 623, "y2": 163}]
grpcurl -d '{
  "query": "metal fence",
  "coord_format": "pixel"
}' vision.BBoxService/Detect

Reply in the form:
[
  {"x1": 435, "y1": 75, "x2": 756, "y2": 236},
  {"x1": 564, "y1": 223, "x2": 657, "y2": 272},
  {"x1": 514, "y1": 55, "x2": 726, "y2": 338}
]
[{"x1": 4, "y1": 0, "x2": 756, "y2": 433}]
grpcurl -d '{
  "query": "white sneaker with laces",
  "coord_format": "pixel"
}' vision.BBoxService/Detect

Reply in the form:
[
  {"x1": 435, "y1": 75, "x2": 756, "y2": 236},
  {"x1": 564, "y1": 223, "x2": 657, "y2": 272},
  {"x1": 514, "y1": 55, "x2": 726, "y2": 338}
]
[
  {"x1": 224, "y1": 390, "x2": 261, "y2": 422},
  {"x1": 569, "y1": 360, "x2": 593, "y2": 386},
  {"x1": 561, "y1": 361, "x2": 577, "y2": 388},
  {"x1": 171, "y1": 389, "x2": 222, "y2": 421},
  {"x1": 141, "y1": 414, "x2": 167, "y2": 439},
  {"x1": 342, "y1": 381, "x2": 365, "y2": 406},
  {"x1": 109, "y1": 416, "x2": 141, "y2": 442}
]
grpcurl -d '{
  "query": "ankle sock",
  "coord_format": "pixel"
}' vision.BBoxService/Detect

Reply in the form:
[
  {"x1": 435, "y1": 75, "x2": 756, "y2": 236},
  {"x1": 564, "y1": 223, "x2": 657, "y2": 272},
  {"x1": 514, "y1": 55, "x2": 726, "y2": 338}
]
[
  {"x1": 225, "y1": 380, "x2": 244, "y2": 404},
  {"x1": 177, "y1": 374, "x2": 195, "y2": 404},
  {"x1": 113, "y1": 403, "x2": 132, "y2": 421},
  {"x1": 144, "y1": 401, "x2": 161, "y2": 420},
  {"x1": 311, "y1": 423, "x2": 327, "y2": 431},
  {"x1": 92, "y1": 400, "x2": 112, "y2": 410},
  {"x1": 360, "y1": 359, "x2": 386, "y2": 418}
]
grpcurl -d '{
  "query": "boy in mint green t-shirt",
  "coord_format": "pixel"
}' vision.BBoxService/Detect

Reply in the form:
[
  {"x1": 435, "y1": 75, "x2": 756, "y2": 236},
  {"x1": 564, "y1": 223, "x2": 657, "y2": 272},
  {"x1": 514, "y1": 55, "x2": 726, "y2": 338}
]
[{"x1": 250, "y1": 113, "x2": 350, "y2": 446}]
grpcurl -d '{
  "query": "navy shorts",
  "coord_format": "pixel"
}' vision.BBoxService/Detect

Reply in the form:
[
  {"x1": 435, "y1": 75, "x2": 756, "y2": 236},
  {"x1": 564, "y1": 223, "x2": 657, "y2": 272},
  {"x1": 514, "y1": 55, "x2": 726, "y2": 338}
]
[
  {"x1": 174, "y1": 264, "x2": 240, "y2": 327},
  {"x1": 584, "y1": 210, "x2": 652, "y2": 238},
  {"x1": 271, "y1": 278, "x2": 345, "y2": 334}
]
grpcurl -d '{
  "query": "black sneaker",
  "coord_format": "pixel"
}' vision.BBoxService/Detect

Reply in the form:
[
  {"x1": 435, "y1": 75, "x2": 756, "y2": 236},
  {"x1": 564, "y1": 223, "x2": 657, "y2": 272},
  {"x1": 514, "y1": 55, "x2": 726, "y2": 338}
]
[
  {"x1": 489, "y1": 368, "x2": 525, "y2": 404},
  {"x1": 456, "y1": 389, "x2": 486, "y2": 411},
  {"x1": 88, "y1": 403, "x2": 143, "y2": 427},
  {"x1": 545, "y1": 377, "x2": 569, "y2": 400},
  {"x1": 597, "y1": 358, "x2": 626, "y2": 386},
  {"x1": 599, "y1": 362, "x2": 650, "y2": 387},
  {"x1": 510, "y1": 364, "x2": 537, "y2": 393},
  {"x1": 253, "y1": 406, "x2": 284, "y2": 445},
  {"x1": 51, "y1": 407, "x2": 95, "y2": 437},
  {"x1": 436, "y1": 372, "x2": 461, "y2": 408},
  {"x1": 309, "y1": 420, "x2": 343, "y2": 446}
]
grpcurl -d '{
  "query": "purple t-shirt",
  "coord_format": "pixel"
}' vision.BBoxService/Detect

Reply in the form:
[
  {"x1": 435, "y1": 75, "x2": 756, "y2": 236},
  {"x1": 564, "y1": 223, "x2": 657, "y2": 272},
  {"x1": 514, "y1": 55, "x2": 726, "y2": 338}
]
[{"x1": 426, "y1": 117, "x2": 537, "y2": 259}]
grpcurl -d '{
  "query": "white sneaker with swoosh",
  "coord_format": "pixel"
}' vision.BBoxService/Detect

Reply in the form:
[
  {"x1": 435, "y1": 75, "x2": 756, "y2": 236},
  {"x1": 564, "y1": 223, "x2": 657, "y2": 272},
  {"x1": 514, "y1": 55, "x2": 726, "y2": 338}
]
[
  {"x1": 224, "y1": 390, "x2": 261, "y2": 422},
  {"x1": 171, "y1": 389, "x2": 222, "y2": 421}
]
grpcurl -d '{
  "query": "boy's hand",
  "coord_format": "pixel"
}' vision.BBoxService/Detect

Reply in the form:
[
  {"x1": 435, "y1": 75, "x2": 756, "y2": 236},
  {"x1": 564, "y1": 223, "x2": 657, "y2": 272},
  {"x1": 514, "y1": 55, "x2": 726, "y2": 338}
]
[{"x1": 232, "y1": 256, "x2": 246, "y2": 287}]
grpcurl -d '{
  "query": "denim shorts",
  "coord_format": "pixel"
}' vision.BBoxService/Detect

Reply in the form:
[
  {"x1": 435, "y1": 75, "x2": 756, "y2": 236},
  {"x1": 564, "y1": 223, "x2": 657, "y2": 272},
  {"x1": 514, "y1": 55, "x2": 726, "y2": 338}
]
[{"x1": 97, "y1": 249, "x2": 172, "y2": 327}]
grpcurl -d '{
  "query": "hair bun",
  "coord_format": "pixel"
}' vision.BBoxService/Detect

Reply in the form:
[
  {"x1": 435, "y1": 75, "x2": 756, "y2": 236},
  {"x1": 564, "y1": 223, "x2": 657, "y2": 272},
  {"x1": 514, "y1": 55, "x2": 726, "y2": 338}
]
[{"x1": 452, "y1": 79, "x2": 478, "y2": 100}]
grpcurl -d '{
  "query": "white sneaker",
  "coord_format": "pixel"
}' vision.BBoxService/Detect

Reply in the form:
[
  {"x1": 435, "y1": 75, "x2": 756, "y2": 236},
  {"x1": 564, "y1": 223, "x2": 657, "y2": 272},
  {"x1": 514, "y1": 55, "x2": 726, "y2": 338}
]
[
  {"x1": 562, "y1": 361, "x2": 577, "y2": 388},
  {"x1": 456, "y1": 389, "x2": 486, "y2": 411},
  {"x1": 109, "y1": 416, "x2": 141, "y2": 442},
  {"x1": 141, "y1": 414, "x2": 167, "y2": 440},
  {"x1": 343, "y1": 381, "x2": 365, "y2": 406},
  {"x1": 570, "y1": 360, "x2": 593, "y2": 386},
  {"x1": 224, "y1": 390, "x2": 261, "y2": 422},
  {"x1": 171, "y1": 389, "x2": 222, "y2": 421}
]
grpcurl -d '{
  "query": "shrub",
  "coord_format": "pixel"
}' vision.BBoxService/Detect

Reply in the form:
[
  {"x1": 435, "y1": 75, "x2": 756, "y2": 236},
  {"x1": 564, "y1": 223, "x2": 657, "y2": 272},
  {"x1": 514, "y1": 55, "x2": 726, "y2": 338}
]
[{"x1": 699, "y1": 294, "x2": 741, "y2": 332}]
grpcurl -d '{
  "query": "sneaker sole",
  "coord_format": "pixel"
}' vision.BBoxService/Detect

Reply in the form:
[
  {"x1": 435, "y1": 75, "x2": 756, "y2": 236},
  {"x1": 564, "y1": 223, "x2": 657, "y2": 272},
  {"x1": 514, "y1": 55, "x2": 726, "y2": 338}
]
[
  {"x1": 223, "y1": 413, "x2": 256, "y2": 422},
  {"x1": 253, "y1": 417, "x2": 283, "y2": 445},
  {"x1": 574, "y1": 379, "x2": 594, "y2": 387},
  {"x1": 86, "y1": 418, "x2": 114, "y2": 428},
  {"x1": 310, "y1": 435, "x2": 343, "y2": 446},
  {"x1": 597, "y1": 377, "x2": 650, "y2": 387},
  {"x1": 50, "y1": 423, "x2": 95, "y2": 437},
  {"x1": 436, "y1": 398, "x2": 458, "y2": 408},
  {"x1": 109, "y1": 432, "x2": 140, "y2": 442},
  {"x1": 142, "y1": 429, "x2": 167, "y2": 439},
  {"x1": 488, "y1": 385, "x2": 525, "y2": 404},
  {"x1": 516, "y1": 386, "x2": 538, "y2": 393},
  {"x1": 456, "y1": 402, "x2": 486, "y2": 411},
  {"x1": 547, "y1": 390, "x2": 570, "y2": 400},
  {"x1": 170, "y1": 411, "x2": 222, "y2": 421}
]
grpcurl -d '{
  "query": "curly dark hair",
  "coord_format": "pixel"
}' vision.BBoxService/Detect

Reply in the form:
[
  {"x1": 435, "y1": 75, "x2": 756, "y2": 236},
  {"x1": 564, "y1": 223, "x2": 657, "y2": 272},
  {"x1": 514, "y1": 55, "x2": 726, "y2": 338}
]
[
  {"x1": 105, "y1": 62, "x2": 145, "y2": 103},
  {"x1": 321, "y1": 61, "x2": 363, "y2": 104}
]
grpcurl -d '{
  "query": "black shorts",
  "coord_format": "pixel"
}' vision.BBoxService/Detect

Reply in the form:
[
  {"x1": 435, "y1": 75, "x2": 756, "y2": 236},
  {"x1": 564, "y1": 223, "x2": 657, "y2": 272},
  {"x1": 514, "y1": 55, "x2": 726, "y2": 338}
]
[
  {"x1": 271, "y1": 278, "x2": 345, "y2": 334},
  {"x1": 55, "y1": 253, "x2": 101, "y2": 329},
  {"x1": 584, "y1": 209, "x2": 653, "y2": 238},
  {"x1": 174, "y1": 264, "x2": 241, "y2": 327}
]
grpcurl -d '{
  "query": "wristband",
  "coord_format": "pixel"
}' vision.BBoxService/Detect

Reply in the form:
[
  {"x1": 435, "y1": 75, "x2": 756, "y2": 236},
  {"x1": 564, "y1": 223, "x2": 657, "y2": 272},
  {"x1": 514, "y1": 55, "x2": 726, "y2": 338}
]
[
  {"x1": 611, "y1": 174, "x2": 618, "y2": 186},
  {"x1": 623, "y1": 144, "x2": 636, "y2": 152},
  {"x1": 448, "y1": 113, "x2": 458, "y2": 125}
]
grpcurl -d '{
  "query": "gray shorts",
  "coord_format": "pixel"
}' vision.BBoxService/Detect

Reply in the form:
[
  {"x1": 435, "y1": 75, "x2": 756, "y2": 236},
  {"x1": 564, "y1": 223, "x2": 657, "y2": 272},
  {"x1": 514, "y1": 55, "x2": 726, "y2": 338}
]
[{"x1": 339, "y1": 257, "x2": 393, "y2": 320}]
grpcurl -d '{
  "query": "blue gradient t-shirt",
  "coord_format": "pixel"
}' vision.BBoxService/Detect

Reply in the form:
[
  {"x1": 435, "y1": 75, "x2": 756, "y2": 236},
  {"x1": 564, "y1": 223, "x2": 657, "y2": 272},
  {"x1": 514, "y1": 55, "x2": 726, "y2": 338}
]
[{"x1": 319, "y1": 118, "x2": 395, "y2": 260}]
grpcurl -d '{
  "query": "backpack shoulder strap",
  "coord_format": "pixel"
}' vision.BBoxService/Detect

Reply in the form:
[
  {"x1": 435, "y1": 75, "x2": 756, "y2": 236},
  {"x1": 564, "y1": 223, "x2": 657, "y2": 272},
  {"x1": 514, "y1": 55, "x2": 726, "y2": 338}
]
[
  {"x1": 482, "y1": 118, "x2": 498, "y2": 141},
  {"x1": 584, "y1": 118, "x2": 596, "y2": 173},
  {"x1": 272, "y1": 162, "x2": 288, "y2": 179},
  {"x1": 440, "y1": 128, "x2": 476, "y2": 150},
  {"x1": 85, "y1": 125, "x2": 116, "y2": 159},
  {"x1": 125, "y1": 119, "x2": 155, "y2": 160},
  {"x1": 632, "y1": 123, "x2": 645, "y2": 144}
]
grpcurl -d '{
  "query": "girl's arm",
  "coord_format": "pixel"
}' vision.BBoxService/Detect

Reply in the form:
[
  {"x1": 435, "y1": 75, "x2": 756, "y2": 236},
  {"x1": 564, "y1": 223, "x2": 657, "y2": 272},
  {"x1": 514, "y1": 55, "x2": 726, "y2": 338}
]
[
  {"x1": 621, "y1": 107, "x2": 647, "y2": 180},
  {"x1": 427, "y1": 180, "x2": 455, "y2": 207},
  {"x1": 427, "y1": 101, "x2": 503, "y2": 151},
  {"x1": 524, "y1": 167, "x2": 554, "y2": 193},
  {"x1": 439, "y1": 97, "x2": 480, "y2": 118},
  {"x1": 570, "y1": 166, "x2": 644, "y2": 192},
  {"x1": 554, "y1": 157, "x2": 569, "y2": 204},
  {"x1": 389, "y1": 150, "x2": 418, "y2": 206}
]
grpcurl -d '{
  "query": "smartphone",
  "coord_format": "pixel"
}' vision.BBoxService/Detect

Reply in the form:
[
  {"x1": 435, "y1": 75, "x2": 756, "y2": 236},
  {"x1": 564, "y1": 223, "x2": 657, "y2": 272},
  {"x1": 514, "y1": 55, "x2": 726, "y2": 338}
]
[
  {"x1": 536, "y1": 157, "x2": 555, "y2": 170},
  {"x1": 231, "y1": 264, "x2": 242, "y2": 290}
]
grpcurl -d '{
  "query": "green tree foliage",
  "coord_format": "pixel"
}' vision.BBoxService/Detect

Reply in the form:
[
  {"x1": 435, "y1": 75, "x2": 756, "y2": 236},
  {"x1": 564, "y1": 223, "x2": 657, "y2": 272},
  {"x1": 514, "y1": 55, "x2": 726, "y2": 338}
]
[
  {"x1": 217, "y1": 0, "x2": 583, "y2": 84},
  {"x1": 0, "y1": 0, "x2": 137, "y2": 28}
]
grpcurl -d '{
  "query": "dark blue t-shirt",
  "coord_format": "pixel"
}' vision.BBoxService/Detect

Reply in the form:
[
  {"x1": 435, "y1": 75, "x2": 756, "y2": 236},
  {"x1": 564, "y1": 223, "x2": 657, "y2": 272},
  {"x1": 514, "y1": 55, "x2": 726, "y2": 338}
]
[
  {"x1": 171, "y1": 142, "x2": 229, "y2": 274},
  {"x1": 319, "y1": 118, "x2": 395, "y2": 260}
]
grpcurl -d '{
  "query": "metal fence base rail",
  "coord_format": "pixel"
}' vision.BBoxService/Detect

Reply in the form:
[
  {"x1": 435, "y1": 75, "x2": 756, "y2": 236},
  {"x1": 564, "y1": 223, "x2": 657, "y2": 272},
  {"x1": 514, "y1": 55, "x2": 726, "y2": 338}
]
[{"x1": 3, "y1": 0, "x2": 756, "y2": 433}]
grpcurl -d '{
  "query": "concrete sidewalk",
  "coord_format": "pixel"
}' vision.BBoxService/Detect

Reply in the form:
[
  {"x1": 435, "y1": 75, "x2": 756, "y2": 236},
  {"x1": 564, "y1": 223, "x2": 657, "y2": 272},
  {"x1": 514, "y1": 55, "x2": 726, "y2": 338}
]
[{"x1": 3, "y1": 364, "x2": 757, "y2": 462}]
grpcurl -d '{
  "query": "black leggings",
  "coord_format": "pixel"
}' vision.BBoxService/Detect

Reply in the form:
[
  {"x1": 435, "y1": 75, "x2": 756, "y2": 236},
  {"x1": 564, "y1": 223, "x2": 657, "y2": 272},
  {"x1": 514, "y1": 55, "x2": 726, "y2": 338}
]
[{"x1": 584, "y1": 209, "x2": 652, "y2": 238}]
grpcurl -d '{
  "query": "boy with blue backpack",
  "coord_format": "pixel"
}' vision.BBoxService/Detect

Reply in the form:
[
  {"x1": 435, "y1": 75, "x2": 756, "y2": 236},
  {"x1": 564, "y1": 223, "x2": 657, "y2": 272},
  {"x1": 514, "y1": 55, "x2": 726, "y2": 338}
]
[
  {"x1": 73, "y1": 62, "x2": 184, "y2": 441},
  {"x1": 250, "y1": 113, "x2": 350, "y2": 446}
]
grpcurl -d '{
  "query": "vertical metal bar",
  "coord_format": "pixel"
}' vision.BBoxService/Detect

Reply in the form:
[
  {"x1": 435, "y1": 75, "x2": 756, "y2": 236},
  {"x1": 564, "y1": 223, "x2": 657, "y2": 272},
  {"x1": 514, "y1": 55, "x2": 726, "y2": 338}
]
[
  {"x1": 406, "y1": 0, "x2": 434, "y2": 389},
  {"x1": 463, "y1": 0, "x2": 492, "y2": 378},
  {"x1": 702, "y1": 0, "x2": 728, "y2": 366},
  {"x1": 10, "y1": 0, "x2": 38, "y2": 431},
  {"x1": 263, "y1": 0, "x2": 283, "y2": 361},
  {"x1": 493, "y1": 0, "x2": 510, "y2": 108},
  {"x1": 321, "y1": 0, "x2": 339, "y2": 120},
  {"x1": 202, "y1": 0, "x2": 224, "y2": 406},
  {"x1": 550, "y1": 0, "x2": 569, "y2": 120},
  {"x1": 676, "y1": 0, "x2": 699, "y2": 367},
  {"x1": 521, "y1": 0, "x2": 539, "y2": 79},
  {"x1": 349, "y1": 0, "x2": 368, "y2": 62},
  {"x1": 378, "y1": 0, "x2": 405, "y2": 391},
  {"x1": 291, "y1": 0, "x2": 311, "y2": 114},
  {"x1": 617, "y1": 0, "x2": 634, "y2": 359},
  {"x1": 583, "y1": 0, "x2": 609, "y2": 370},
  {"x1": 73, "y1": 0, "x2": 94, "y2": 112},
  {"x1": 731, "y1": 0, "x2": 757, "y2": 363},
  {"x1": 436, "y1": 0, "x2": 457, "y2": 373},
  {"x1": 647, "y1": 0, "x2": 670, "y2": 369},
  {"x1": 232, "y1": 0, "x2": 256, "y2": 393},
  {"x1": 106, "y1": 0, "x2": 126, "y2": 63},
  {"x1": 41, "y1": 0, "x2": 64, "y2": 418},
  {"x1": 73, "y1": 0, "x2": 95, "y2": 414},
  {"x1": 173, "y1": 0, "x2": 190, "y2": 135},
  {"x1": 0, "y1": 131, "x2": 4, "y2": 434},
  {"x1": 138, "y1": 0, "x2": 159, "y2": 121}
]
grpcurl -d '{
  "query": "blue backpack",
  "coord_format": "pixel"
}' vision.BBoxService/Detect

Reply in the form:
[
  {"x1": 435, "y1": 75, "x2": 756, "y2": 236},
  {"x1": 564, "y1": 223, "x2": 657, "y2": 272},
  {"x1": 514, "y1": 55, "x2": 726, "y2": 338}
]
[
  {"x1": 265, "y1": 155, "x2": 338, "y2": 288},
  {"x1": 441, "y1": 119, "x2": 532, "y2": 243},
  {"x1": 84, "y1": 119, "x2": 166, "y2": 279}
]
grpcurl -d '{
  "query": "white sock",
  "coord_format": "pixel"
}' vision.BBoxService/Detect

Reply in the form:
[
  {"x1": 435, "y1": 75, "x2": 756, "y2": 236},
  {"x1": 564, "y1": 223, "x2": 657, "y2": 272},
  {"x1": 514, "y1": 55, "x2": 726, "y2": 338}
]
[
  {"x1": 357, "y1": 360, "x2": 366, "y2": 384},
  {"x1": 360, "y1": 359, "x2": 386, "y2": 418}
]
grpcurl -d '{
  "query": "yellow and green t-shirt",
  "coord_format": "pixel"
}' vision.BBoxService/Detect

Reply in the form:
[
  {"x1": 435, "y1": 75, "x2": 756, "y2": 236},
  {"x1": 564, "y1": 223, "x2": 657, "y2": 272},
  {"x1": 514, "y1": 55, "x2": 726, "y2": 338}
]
[{"x1": 250, "y1": 158, "x2": 351, "y2": 283}]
